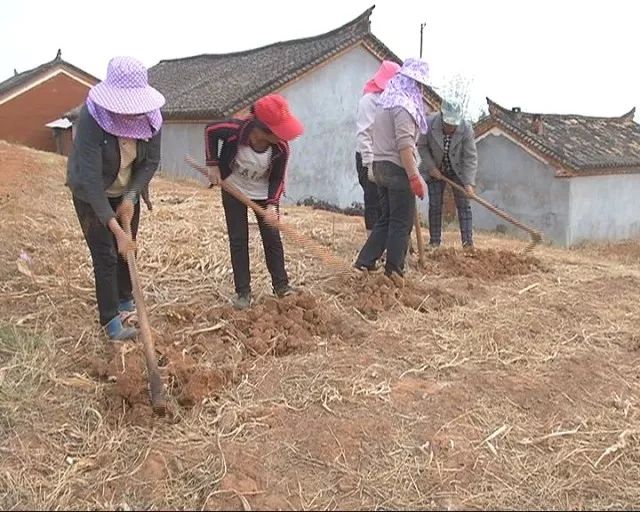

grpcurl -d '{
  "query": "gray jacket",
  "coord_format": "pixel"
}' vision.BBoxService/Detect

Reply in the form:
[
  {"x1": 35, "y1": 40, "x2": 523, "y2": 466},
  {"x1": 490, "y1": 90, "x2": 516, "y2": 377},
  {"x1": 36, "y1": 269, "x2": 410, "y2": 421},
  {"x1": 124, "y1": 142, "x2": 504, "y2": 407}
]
[
  {"x1": 417, "y1": 113, "x2": 478, "y2": 186},
  {"x1": 66, "y1": 104, "x2": 161, "y2": 226},
  {"x1": 373, "y1": 106, "x2": 419, "y2": 169}
]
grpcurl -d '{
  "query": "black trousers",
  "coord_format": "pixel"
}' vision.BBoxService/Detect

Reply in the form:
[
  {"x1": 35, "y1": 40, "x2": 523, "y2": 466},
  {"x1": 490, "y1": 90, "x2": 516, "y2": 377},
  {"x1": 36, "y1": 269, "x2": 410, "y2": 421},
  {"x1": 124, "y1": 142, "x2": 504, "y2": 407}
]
[
  {"x1": 427, "y1": 169, "x2": 474, "y2": 246},
  {"x1": 355, "y1": 161, "x2": 415, "y2": 276},
  {"x1": 355, "y1": 152, "x2": 382, "y2": 230},
  {"x1": 222, "y1": 190, "x2": 288, "y2": 295},
  {"x1": 73, "y1": 196, "x2": 140, "y2": 326}
]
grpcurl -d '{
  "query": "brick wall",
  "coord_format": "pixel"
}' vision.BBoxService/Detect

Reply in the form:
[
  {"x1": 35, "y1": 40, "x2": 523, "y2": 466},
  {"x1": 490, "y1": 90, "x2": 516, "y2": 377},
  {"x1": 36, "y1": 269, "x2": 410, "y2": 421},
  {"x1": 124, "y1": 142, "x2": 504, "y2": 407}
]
[{"x1": 0, "y1": 73, "x2": 92, "y2": 152}]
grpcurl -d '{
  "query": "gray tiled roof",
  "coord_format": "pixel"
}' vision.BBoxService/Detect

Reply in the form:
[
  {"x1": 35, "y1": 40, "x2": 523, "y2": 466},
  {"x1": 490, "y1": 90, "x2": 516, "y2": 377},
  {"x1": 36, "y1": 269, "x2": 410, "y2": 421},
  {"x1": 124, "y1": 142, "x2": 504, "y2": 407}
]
[
  {"x1": 0, "y1": 51, "x2": 98, "y2": 97},
  {"x1": 148, "y1": 6, "x2": 441, "y2": 120},
  {"x1": 480, "y1": 98, "x2": 640, "y2": 172}
]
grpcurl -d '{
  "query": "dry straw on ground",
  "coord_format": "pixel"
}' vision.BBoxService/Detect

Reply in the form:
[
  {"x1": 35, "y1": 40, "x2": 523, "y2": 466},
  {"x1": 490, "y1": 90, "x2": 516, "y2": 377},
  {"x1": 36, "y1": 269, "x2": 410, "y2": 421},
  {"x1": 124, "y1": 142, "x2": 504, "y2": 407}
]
[{"x1": 1, "y1": 141, "x2": 640, "y2": 510}]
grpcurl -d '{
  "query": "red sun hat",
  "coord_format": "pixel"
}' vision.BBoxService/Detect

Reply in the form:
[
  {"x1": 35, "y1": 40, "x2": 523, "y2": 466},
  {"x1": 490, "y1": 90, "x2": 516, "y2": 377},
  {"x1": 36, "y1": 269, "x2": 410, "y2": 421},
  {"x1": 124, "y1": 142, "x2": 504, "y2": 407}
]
[{"x1": 253, "y1": 94, "x2": 304, "y2": 142}]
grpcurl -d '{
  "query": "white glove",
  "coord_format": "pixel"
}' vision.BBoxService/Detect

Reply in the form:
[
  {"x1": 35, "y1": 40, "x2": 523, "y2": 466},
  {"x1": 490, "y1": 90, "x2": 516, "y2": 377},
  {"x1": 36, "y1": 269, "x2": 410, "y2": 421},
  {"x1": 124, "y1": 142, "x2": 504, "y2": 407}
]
[{"x1": 366, "y1": 165, "x2": 375, "y2": 183}]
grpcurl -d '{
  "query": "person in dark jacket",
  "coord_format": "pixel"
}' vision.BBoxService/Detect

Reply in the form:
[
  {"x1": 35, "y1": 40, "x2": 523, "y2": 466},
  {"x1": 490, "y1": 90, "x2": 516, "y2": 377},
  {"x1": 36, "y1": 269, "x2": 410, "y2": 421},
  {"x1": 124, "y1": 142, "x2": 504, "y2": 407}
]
[
  {"x1": 205, "y1": 94, "x2": 303, "y2": 310},
  {"x1": 66, "y1": 56, "x2": 164, "y2": 341},
  {"x1": 418, "y1": 99, "x2": 478, "y2": 250}
]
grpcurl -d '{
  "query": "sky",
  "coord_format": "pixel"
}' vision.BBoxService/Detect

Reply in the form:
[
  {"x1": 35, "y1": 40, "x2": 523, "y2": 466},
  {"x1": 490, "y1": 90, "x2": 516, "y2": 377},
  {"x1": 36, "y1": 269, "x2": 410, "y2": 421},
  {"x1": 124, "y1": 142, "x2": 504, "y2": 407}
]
[{"x1": 1, "y1": 0, "x2": 638, "y2": 121}]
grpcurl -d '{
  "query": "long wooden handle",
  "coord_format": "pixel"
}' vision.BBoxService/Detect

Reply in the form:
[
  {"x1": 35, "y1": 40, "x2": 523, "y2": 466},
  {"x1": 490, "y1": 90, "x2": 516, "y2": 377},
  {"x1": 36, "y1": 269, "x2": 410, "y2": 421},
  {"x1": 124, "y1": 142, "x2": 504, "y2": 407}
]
[
  {"x1": 124, "y1": 228, "x2": 166, "y2": 416},
  {"x1": 439, "y1": 175, "x2": 543, "y2": 251},
  {"x1": 413, "y1": 205, "x2": 426, "y2": 267},
  {"x1": 185, "y1": 155, "x2": 352, "y2": 274}
]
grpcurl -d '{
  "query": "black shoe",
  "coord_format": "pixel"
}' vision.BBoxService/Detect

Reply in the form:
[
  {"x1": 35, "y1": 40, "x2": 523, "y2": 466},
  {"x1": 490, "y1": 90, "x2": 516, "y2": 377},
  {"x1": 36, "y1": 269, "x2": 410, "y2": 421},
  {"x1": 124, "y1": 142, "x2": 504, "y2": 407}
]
[
  {"x1": 274, "y1": 285, "x2": 297, "y2": 298},
  {"x1": 353, "y1": 262, "x2": 379, "y2": 272},
  {"x1": 232, "y1": 293, "x2": 252, "y2": 310},
  {"x1": 104, "y1": 316, "x2": 138, "y2": 341}
]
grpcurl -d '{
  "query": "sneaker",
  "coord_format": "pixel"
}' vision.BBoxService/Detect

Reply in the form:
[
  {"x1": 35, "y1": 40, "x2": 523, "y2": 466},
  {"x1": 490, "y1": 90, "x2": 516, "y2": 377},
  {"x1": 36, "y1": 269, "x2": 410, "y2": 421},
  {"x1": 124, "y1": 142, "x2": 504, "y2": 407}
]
[
  {"x1": 118, "y1": 298, "x2": 135, "y2": 313},
  {"x1": 352, "y1": 263, "x2": 375, "y2": 277},
  {"x1": 232, "y1": 293, "x2": 252, "y2": 310},
  {"x1": 370, "y1": 260, "x2": 387, "y2": 273},
  {"x1": 118, "y1": 298, "x2": 137, "y2": 325},
  {"x1": 274, "y1": 284, "x2": 297, "y2": 299},
  {"x1": 351, "y1": 265, "x2": 368, "y2": 278},
  {"x1": 426, "y1": 243, "x2": 441, "y2": 253},
  {"x1": 354, "y1": 260, "x2": 380, "y2": 271},
  {"x1": 462, "y1": 243, "x2": 476, "y2": 255},
  {"x1": 104, "y1": 316, "x2": 138, "y2": 341}
]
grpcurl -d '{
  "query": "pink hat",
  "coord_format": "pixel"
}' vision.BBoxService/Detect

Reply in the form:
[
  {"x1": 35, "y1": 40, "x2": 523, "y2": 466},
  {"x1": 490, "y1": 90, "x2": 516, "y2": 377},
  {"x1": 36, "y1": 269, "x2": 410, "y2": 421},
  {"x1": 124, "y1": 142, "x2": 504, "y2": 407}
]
[
  {"x1": 363, "y1": 60, "x2": 401, "y2": 94},
  {"x1": 254, "y1": 94, "x2": 304, "y2": 142},
  {"x1": 88, "y1": 56, "x2": 165, "y2": 115}
]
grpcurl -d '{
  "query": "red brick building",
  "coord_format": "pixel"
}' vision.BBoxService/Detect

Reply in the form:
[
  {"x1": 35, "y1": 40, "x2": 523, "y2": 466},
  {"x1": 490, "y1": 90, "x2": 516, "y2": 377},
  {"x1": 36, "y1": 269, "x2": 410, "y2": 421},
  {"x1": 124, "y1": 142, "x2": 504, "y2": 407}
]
[{"x1": 0, "y1": 50, "x2": 98, "y2": 154}]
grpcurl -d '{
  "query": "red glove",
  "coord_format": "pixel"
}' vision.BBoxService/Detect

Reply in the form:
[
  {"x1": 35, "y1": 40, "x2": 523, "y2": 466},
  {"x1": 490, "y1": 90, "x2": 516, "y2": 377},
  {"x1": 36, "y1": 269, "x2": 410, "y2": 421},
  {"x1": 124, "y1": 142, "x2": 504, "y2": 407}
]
[{"x1": 409, "y1": 174, "x2": 426, "y2": 199}]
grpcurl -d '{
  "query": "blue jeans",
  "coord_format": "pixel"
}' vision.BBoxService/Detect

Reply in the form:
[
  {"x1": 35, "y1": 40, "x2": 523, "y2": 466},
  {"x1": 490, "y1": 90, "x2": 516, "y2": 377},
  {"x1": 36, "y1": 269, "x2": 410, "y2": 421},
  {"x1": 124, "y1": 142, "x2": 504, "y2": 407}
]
[
  {"x1": 355, "y1": 161, "x2": 415, "y2": 276},
  {"x1": 427, "y1": 170, "x2": 473, "y2": 247}
]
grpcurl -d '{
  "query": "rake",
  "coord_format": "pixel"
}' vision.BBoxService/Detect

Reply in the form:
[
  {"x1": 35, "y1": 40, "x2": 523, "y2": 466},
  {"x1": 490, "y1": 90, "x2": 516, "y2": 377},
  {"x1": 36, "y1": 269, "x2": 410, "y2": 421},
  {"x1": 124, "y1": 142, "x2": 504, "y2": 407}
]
[
  {"x1": 123, "y1": 224, "x2": 167, "y2": 416},
  {"x1": 184, "y1": 155, "x2": 353, "y2": 275},
  {"x1": 439, "y1": 175, "x2": 543, "y2": 253}
]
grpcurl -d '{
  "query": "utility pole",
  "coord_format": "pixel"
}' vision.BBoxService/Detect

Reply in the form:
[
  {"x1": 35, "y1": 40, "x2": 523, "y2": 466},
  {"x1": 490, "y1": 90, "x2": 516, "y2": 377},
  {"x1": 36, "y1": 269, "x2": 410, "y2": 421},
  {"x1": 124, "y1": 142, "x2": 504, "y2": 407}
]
[{"x1": 419, "y1": 22, "x2": 426, "y2": 58}]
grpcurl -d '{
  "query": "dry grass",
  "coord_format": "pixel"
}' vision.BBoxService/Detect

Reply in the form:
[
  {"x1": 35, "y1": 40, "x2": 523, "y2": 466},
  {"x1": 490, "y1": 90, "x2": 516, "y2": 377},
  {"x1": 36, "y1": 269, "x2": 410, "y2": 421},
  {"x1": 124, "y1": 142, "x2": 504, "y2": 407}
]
[{"x1": 1, "y1": 140, "x2": 640, "y2": 510}]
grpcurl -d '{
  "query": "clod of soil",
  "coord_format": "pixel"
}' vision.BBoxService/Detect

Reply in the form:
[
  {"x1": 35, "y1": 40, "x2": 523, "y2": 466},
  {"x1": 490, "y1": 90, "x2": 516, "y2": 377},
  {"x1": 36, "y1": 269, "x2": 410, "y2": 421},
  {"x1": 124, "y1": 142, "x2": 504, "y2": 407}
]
[
  {"x1": 85, "y1": 292, "x2": 351, "y2": 419},
  {"x1": 219, "y1": 292, "x2": 351, "y2": 356},
  {"x1": 170, "y1": 362, "x2": 225, "y2": 407},
  {"x1": 327, "y1": 273, "x2": 465, "y2": 320},
  {"x1": 423, "y1": 247, "x2": 546, "y2": 280},
  {"x1": 89, "y1": 343, "x2": 227, "y2": 422}
]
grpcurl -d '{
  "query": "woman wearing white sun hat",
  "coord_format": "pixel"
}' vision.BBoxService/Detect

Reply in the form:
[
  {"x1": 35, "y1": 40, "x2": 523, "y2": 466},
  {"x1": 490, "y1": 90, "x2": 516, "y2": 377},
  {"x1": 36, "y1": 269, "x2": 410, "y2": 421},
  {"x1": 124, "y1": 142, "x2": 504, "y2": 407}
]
[
  {"x1": 66, "y1": 56, "x2": 165, "y2": 341},
  {"x1": 418, "y1": 98, "x2": 478, "y2": 250}
]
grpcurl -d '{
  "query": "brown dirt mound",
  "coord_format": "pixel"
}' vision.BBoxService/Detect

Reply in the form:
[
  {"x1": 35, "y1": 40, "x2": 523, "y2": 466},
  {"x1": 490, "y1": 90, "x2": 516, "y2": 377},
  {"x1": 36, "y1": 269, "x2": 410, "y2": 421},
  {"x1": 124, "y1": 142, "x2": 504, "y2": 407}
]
[
  {"x1": 88, "y1": 346, "x2": 157, "y2": 425},
  {"x1": 217, "y1": 292, "x2": 349, "y2": 356},
  {"x1": 85, "y1": 292, "x2": 352, "y2": 418},
  {"x1": 168, "y1": 351, "x2": 226, "y2": 407},
  {"x1": 88, "y1": 343, "x2": 227, "y2": 423},
  {"x1": 0, "y1": 141, "x2": 63, "y2": 196},
  {"x1": 423, "y1": 247, "x2": 546, "y2": 280},
  {"x1": 326, "y1": 273, "x2": 465, "y2": 320}
]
